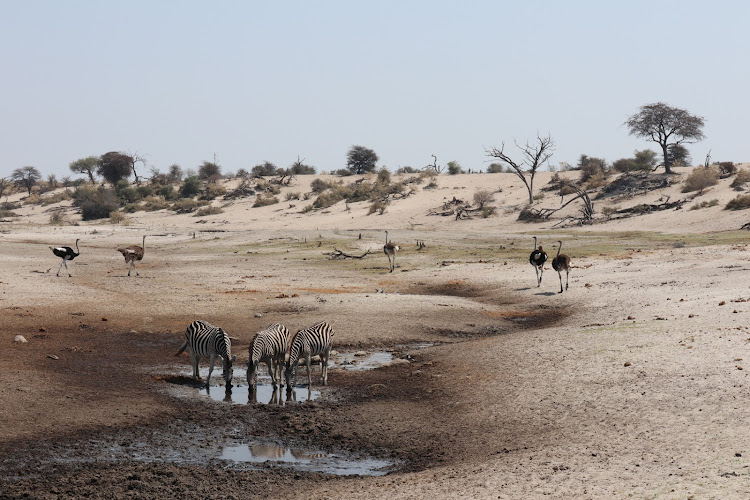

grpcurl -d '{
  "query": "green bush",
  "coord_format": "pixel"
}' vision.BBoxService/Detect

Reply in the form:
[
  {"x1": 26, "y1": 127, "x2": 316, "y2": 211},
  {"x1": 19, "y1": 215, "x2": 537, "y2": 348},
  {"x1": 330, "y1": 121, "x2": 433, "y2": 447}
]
[
  {"x1": 159, "y1": 185, "x2": 177, "y2": 200},
  {"x1": 310, "y1": 178, "x2": 333, "y2": 193},
  {"x1": 396, "y1": 166, "x2": 419, "y2": 174},
  {"x1": 180, "y1": 176, "x2": 201, "y2": 198},
  {"x1": 136, "y1": 185, "x2": 154, "y2": 198},
  {"x1": 312, "y1": 191, "x2": 345, "y2": 209},
  {"x1": 78, "y1": 189, "x2": 119, "y2": 220}
]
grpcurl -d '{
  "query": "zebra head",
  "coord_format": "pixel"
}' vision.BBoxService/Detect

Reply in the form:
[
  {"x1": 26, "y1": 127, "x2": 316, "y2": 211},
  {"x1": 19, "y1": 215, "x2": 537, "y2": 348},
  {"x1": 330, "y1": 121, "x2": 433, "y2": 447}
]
[
  {"x1": 223, "y1": 354, "x2": 236, "y2": 385},
  {"x1": 247, "y1": 358, "x2": 259, "y2": 386},
  {"x1": 284, "y1": 357, "x2": 297, "y2": 391}
]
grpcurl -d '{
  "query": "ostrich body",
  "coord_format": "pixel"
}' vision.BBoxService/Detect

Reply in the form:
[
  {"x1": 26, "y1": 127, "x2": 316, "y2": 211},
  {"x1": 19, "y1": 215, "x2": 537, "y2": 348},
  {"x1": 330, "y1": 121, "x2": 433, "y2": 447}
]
[
  {"x1": 384, "y1": 231, "x2": 400, "y2": 273},
  {"x1": 49, "y1": 239, "x2": 80, "y2": 277},
  {"x1": 117, "y1": 235, "x2": 146, "y2": 276},
  {"x1": 529, "y1": 236, "x2": 547, "y2": 287},
  {"x1": 551, "y1": 240, "x2": 571, "y2": 293}
]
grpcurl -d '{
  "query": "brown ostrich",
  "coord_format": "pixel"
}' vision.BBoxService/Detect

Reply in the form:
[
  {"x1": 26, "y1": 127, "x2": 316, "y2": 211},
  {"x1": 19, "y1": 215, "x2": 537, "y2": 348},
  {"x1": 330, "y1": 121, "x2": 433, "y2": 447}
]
[
  {"x1": 117, "y1": 235, "x2": 146, "y2": 276},
  {"x1": 529, "y1": 236, "x2": 547, "y2": 287},
  {"x1": 384, "y1": 230, "x2": 400, "y2": 273},
  {"x1": 551, "y1": 240, "x2": 571, "y2": 293}
]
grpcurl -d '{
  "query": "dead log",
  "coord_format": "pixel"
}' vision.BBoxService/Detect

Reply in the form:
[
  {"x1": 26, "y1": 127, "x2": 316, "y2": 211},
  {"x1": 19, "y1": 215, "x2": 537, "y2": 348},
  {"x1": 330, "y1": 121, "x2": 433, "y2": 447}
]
[{"x1": 325, "y1": 248, "x2": 372, "y2": 260}]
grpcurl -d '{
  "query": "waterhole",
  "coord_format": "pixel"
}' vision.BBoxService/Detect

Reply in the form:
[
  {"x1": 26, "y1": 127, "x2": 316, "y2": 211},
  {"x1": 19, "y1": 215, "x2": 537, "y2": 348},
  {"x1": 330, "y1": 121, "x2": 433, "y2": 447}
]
[{"x1": 219, "y1": 441, "x2": 393, "y2": 476}]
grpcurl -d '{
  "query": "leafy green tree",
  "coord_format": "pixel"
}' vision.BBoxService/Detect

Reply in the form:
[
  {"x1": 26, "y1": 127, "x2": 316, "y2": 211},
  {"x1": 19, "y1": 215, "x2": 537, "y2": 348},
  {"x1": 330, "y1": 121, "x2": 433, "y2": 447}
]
[
  {"x1": 11, "y1": 166, "x2": 42, "y2": 195},
  {"x1": 167, "y1": 164, "x2": 184, "y2": 183},
  {"x1": 251, "y1": 161, "x2": 280, "y2": 177},
  {"x1": 289, "y1": 158, "x2": 316, "y2": 175},
  {"x1": 346, "y1": 145, "x2": 378, "y2": 175},
  {"x1": 97, "y1": 152, "x2": 133, "y2": 185},
  {"x1": 198, "y1": 161, "x2": 222, "y2": 183},
  {"x1": 625, "y1": 102, "x2": 705, "y2": 174},
  {"x1": 667, "y1": 144, "x2": 691, "y2": 167},
  {"x1": 577, "y1": 155, "x2": 608, "y2": 182},
  {"x1": 69, "y1": 156, "x2": 99, "y2": 184},
  {"x1": 447, "y1": 161, "x2": 464, "y2": 175},
  {"x1": 613, "y1": 149, "x2": 659, "y2": 173},
  {"x1": 180, "y1": 176, "x2": 201, "y2": 198}
]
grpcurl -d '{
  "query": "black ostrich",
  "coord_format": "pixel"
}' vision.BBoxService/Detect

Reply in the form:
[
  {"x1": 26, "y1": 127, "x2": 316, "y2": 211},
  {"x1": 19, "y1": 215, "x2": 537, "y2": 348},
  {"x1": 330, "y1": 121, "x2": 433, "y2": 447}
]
[
  {"x1": 49, "y1": 239, "x2": 81, "y2": 277},
  {"x1": 529, "y1": 236, "x2": 547, "y2": 287},
  {"x1": 552, "y1": 240, "x2": 571, "y2": 293}
]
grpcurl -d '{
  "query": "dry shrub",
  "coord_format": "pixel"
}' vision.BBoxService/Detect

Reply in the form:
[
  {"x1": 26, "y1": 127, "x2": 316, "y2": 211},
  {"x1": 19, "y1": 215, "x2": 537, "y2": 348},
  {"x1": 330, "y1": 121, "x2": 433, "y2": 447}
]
[
  {"x1": 682, "y1": 166, "x2": 719, "y2": 194},
  {"x1": 193, "y1": 206, "x2": 224, "y2": 217},
  {"x1": 142, "y1": 196, "x2": 170, "y2": 211},
  {"x1": 285, "y1": 192, "x2": 301, "y2": 201},
  {"x1": 517, "y1": 208, "x2": 542, "y2": 222},
  {"x1": 41, "y1": 190, "x2": 72, "y2": 206},
  {"x1": 201, "y1": 183, "x2": 227, "y2": 200},
  {"x1": 473, "y1": 189, "x2": 494, "y2": 208},
  {"x1": 312, "y1": 191, "x2": 344, "y2": 209},
  {"x1": 584, "y1": 172, "x2": 608, "y2": 189},
  {"x1": 368, "y1": 200, "x2": 388, "y2": 215},
  {"x1": 48, "y1": 211, "x2": 68, "y2": 225},
  {"x1": 730, "y1": 169, "x2": 750, "y2": 189},
  {"x1": 171, "y1": 198, "x2": 207, "y2": 213},
  {"x1": 23, "y1": 194, "x2": 41, "y2": 205},
  {"x1": 253, "y1": 194, "x2": 279, "y2": 207},
  {"x1": 690, "y1": 199, "x2": 719, "y2": 210},
  {"x1": 109, "y1": 211, "x2": 128, "y2": 224},
  {"x1": 725, "y1": 194, "x2": 750, "y2": 211}
]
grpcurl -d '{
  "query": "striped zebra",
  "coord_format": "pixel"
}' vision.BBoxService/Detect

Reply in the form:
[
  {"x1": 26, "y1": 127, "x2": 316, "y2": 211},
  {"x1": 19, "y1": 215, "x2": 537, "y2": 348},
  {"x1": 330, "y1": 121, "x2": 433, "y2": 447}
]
[
  {"x1": 175, "y1": 320, "x2": 236, "y2": 388},
  {"x1": 284, "y1": 321, "x2": 334, "y2": 390},
  {"x1": 247, "y1": 323, "x2": 290, "y2": 388}
]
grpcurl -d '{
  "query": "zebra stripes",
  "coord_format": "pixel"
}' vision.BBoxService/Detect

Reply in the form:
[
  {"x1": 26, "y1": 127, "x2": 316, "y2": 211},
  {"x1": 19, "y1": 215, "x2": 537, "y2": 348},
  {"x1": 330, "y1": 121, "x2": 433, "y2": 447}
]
[
  {"x1": 284, "y1": 321, "x2": 334, "y2": 390},
  {"x1": 175, "y1": 320, "x2": 236, "y2": 388},
  {"x1": 247, "y1": 323, "x2": 290, "y2": 388}
]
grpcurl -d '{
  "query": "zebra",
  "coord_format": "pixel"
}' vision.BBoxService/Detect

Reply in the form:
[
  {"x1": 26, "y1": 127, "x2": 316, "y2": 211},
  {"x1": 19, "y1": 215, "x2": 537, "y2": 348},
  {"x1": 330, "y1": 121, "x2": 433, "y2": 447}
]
[
  {"x1": 284, "y1": 321, "x2": 334, "y2": 391},
  {"x1": 174, "y1": 320, "x2": 236, "y2": 389},
  {"x1": 247, "y1": 323, "x2": 290, "y2": 389}
]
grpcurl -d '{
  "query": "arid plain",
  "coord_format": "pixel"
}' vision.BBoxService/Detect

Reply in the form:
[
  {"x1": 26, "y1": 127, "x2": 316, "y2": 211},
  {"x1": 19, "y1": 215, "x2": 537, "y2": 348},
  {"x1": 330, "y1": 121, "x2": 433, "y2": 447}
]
[{"x1": 3, "y1": 167, "x2": 750, "y2": 499}]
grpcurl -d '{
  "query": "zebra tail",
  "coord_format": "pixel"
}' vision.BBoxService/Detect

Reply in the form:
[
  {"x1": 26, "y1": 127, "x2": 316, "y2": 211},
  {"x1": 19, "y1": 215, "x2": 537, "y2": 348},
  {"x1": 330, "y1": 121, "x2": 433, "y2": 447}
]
[{"x1": 174, "y1": 341, "x2": 188, "y2": 356}]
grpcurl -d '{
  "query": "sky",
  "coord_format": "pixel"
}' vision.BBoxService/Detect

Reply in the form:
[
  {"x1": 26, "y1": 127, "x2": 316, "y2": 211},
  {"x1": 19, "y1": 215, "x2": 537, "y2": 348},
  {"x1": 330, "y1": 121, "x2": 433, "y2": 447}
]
[{"x1": 1, "y1": 1, "x2": 748, "y2": 179}]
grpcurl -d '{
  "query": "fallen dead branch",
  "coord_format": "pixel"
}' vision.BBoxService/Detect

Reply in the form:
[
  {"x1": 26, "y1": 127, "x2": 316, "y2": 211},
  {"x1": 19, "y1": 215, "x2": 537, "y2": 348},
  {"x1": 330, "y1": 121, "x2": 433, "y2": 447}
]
[{"x1": 324, "y1": 248, "x2": 372, "y2": 260}]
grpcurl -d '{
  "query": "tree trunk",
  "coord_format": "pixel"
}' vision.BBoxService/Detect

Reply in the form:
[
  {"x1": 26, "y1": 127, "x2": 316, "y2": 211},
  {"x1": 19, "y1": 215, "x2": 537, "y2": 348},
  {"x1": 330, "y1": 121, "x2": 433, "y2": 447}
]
[{"x1": 661, "y1": 143, "x2": 672, "y2": 174}]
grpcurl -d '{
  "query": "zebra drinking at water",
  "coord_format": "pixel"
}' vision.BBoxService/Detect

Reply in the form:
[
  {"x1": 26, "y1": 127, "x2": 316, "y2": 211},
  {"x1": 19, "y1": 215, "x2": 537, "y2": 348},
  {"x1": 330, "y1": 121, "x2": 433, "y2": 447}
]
[
  {"x1": 284, "y1": 321, "x2": 334, "y2": 391},
  {"x1": 247, "y1": 323, "x2": 290, "y2": 389},
  {"x1": 175, "y1": 320, "x2": 236, "y2": 389}
]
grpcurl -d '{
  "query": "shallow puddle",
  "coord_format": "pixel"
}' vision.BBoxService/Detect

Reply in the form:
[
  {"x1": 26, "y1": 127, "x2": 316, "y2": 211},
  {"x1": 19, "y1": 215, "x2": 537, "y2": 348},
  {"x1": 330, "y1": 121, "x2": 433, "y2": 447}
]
[
  {"x1": 202, "y1": 383, "x2": 320, "y2": 405},
  {"x1": 219, "y1": 441, "x2": 393, "y2": 476},
  {"x1": 331, "y1": 351, "x2": 394, "y2": 371}
]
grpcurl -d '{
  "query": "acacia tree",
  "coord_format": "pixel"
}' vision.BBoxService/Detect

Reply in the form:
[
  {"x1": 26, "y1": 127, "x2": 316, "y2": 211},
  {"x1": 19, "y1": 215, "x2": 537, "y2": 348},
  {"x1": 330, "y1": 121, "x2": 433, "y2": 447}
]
[
  {"x1": 69, "y1": 156, "x2": 99, "y2": 184},
  {"x1": 625, "y1": 102, "x2": 705, "y2": 174},
  {"x1": 97, "y1": 152, "x2": 133, "y2": 185},
  {"x1": 346, "y1": 145, "x2": 378, "y2": 175},
  {"x1": 485, "y1": 134, "x2": 554, "y2": 204},
  {"x1": 11, "y1": 166, "x2": 42, "y2": 196},
  {"x1": 198, "y1": 161, "x2": 222, "y2": 183}
]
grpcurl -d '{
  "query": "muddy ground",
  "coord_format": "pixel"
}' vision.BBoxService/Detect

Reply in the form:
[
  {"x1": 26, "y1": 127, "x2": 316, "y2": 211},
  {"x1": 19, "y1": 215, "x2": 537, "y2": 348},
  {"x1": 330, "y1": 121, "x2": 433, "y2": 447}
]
[{"x1": 2, "y1": 228, "x2": 750, "y2": 499}]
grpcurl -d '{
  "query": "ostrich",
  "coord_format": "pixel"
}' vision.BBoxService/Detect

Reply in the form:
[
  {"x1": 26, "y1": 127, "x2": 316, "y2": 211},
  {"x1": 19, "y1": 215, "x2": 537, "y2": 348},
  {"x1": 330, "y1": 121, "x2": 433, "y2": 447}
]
[
  {"x1": 551, "y1": 240, "x2": 571, "y2": 293},
  {"x1": 117, "y1": 235, "x2": 146, "y2": 276},
  {"x1": 384, "y1": 231, "x2": 400, "y2": 273},
  {"x1": 49, "y1": 239, "x2": 80, "y2": 277},
  {"x1": 529, "y1": 236, "x2": 547, "y2": 287}
]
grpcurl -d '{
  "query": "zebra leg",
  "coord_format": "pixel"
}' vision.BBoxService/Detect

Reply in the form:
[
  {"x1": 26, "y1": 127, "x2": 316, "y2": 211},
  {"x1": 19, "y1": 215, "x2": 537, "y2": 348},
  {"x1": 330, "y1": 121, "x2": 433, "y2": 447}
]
[
  {"x1": 306, "y1": 355, "x2": 312, "y2": 388},
  {"x1": 322, "y1": 347, "x2": 330, "y2": 385},
  {"x1": 265, "y1": 358, "x2": 276, "y2": 386},
  {"x1": 191, "y1": 352, "x2": 200, "y2": 379},
  {"x1": 207, "y1": 353, "x2": 216, "y2": 388}
]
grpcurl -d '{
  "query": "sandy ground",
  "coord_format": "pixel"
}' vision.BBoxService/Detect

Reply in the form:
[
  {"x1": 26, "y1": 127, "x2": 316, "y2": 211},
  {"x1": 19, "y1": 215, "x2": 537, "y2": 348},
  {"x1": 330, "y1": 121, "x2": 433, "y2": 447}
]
[{"x1": 3, "y1": 167, "x2": 750, "y2": 499}]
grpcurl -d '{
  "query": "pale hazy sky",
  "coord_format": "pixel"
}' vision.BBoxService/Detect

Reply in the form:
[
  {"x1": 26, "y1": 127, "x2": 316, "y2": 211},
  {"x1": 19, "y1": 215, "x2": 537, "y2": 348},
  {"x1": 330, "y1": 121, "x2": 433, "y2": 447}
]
[{"x1": 1, "y1": 1, "x2": 747, "y2": 179}]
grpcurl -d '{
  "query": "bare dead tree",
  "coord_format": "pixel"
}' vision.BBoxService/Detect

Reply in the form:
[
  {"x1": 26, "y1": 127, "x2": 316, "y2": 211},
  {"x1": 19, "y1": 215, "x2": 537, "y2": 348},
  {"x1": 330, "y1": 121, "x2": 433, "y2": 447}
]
[
  {"x1": 423, "y1": 154, "x2": 444, "y2": 174},
  {"x1": 485, "y1": 134, "x2": 554, "y2": 204},
  {"x1": 129, "y1": 152, "x2": 149, "y2": 184}
]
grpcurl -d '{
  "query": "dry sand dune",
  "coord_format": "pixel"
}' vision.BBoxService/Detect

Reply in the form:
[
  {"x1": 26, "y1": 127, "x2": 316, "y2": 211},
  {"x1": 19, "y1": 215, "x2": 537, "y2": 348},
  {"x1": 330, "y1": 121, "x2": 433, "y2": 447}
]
[{"x1": 2, "y1": 166, "x2": 750, "y2": 498}]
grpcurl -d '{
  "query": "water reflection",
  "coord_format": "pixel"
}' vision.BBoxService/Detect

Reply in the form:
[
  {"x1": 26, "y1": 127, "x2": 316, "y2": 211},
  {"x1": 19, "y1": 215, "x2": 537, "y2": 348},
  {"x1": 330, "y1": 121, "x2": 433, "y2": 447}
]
[{"x1": 219, "y1": 442, "x2": 392, "y2": 476}]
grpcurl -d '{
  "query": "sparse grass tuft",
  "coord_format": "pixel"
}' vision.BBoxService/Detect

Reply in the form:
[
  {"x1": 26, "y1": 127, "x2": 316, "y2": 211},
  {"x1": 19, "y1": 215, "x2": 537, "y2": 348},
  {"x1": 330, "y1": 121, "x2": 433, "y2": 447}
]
[
  {"x1": 689, "y1": 199, "x2": 719, "y2": 210},
  {"x1": 194, "y1": 206, "x2": 224, "y2": 217},
  {"x1": 725, "y1": 194, "x2": 750, "y2": 211}
]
